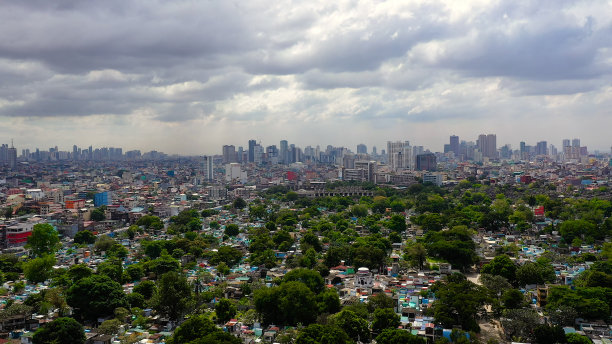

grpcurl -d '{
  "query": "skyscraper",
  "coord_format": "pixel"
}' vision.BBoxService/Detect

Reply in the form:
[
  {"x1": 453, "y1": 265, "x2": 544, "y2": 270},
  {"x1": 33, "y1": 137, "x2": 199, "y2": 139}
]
[
  {"x1": 478, "y1": 134, "x2": 497, "y2": 158},
  {"x1": 356, "y1": 144, "x2": 367, "y2": 154},
  {"x1": 7, "y1": 141, "x2": 17, "y2": 170},
  {"x1": 572, "y1": 138, "x2": 581, "y2": 148},
  {"x1": 449, "y1": 135, "x2": 459, "y2": 157},
  {"x1": 248, "y1": 139, "x2": 256, "y2": 163},
  {"x1": 387, "y1": 141, "x2": 411, "y2": 171},
  {"x1": 416, "y1": 153, "x2": 437, "y2": 171},
  {"x1": 562, "y1": 139, "x2": 570, "y2": 148},
  {"x1": 203, "y1": 156, "x2": 213, "y2": 182},
  {"x1": 280, "y1": 140, "x2": 288, "y2": 164},
  {"x1": 222, "y1": 145, "x2": 236, "y2": 163},
  {"x1": 536, "y1": 141, "x2": 547, "y2": 155}
]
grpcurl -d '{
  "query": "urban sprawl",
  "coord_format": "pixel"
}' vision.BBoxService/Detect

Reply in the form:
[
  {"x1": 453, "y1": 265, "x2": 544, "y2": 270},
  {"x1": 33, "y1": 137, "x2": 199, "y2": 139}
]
[{"x1": 0, "y1": 134, "x2": 611, "y2": 344}]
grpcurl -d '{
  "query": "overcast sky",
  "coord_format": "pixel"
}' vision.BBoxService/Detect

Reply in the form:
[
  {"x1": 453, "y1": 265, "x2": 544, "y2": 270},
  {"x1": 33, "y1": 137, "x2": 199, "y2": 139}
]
[{"x1": 1, "y1": 0, "x2": 611, "y2": 155}]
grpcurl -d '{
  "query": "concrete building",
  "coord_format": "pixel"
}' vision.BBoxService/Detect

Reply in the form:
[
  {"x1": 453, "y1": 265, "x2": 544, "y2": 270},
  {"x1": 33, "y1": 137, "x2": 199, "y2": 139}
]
[{"x1": 387, "y1": 141, "x2": 411, "y2": 171}]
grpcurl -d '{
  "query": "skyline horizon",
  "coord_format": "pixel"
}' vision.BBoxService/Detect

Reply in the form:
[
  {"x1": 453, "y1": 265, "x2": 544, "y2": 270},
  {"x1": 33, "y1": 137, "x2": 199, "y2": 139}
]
[{"x1": 3, "y1": 131, "x2": 611, "y2": 157}]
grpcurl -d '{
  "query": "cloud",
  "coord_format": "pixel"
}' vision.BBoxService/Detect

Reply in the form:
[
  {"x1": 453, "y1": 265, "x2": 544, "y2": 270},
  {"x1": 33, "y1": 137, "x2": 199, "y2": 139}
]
[{"x1": 0, "y1": 0, "x2": 610, "y2": 153}]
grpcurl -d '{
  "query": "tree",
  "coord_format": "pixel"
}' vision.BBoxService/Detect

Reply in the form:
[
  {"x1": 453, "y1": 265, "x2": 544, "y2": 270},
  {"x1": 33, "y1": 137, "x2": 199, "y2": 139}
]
[
  {"x1": 516, "y1": 260, "x2": 556, "y2": 287},
  {"x1": 233, "y1": 197, "x2": 247, "y2": 210},
  {"x1": 90, "y1": 208, "x2": 106, "y2": 222},
  {"x1": 501, "y1": 289, "x2": 526, "y2": 309},
  {"x1": 33, "y1": 317, "x2": 85, "y2": 344},
  {"x1": 424, "y1": 228, "x2": 478, "y2": 271},
  {"x1": 98, "y1": 318, "x2": 122, "y2": 335},
  {"x1": 301, "y1": 232, "x2": 322, "y2": 252},
  {"x1": 372, "y1": 308, "x2": 400, "y2": 333},
  {"x1": 387, "y1": 214, "x2": 406, "y2": 232},
  {"x1": 23, "y1": 254, "x2": 56, "y2": 283},
  {"x1": 133, "y1": 280, "x2": 157, "y2": 300},
  {"x1": 430, "y1": 273, "x2": 489, "y2": 332},
  {"x1": 168, "y1": 314, "x2": 239, "y2": 344},
  {"x1": 368, "y1": 293, "x2": 395, "y2": 312},
  {"x1": 215, "y1": 298, "x2": 237, "y2": 323},
  {"x1": 533, "y1": 325, "x2": 566, "y2": 344},
  {"x1": 331, "y1": 309, "x2": 370, "y2": 342},
  {"x1": 97, "y1": 260, "x2": 123, "y2": 281},
  {"x1": 559, "y1": 219, "x2": 598, "y2": 244},
  {"x1": 224, "y1": 224, "x2": 239, "y2": 237},
  {"x1": 254, "y1": 281, "x2": 318, "y2": 326},
  {"x1": 66, "y1": 275, "x2": 128, "y2": 321},
  {"x1": 211, "y1": 246, "x2": 242, "y2": 267},
  {"x1": 283, "y1": 268, "x2": 325, "y2": 294},
  {"x1": 94, "y1": 235, "x2": 116, "y2": 254},
  {"x1": 73, "y1": 230, "x2": 96, "y2": 245},
  {"x1": 481, "y1": 255, "x2": 517, "y2": 283},
  {"x1": 376, "y1": 329, "x2": 426, "y2": 344},
  {"x1": 500, "y1": 309, "x2": 540, "y2": 341},
  {"x1": 350, "y1": 204, "x2": 368, "y2": 218},
  {"x1": 566, "y1": 333, "x2": 592, "y2": 344},
  {"x1": 405, "y1": 243, "x2": 427, "y2": 270},
  {"x1": 127, "y1": 292, "x2": 145, "y2": 309},
  {"x1": 295, "y1": 324, "x2": 352, "y2": 344},
  {"x1": 152, "y1": 271, "x2": 192, "y2": 321},
  {"x1": 316, "y1": 288, "x2": 341, "y2": 314},
  {"x1": 26, "y1": 223, "x2": 60, "y2": 257}
]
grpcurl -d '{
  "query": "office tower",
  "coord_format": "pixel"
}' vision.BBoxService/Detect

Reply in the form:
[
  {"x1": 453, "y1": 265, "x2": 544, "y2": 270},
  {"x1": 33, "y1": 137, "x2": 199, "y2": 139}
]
[
  {"x1": 0, "y1": 144, "x2": 7, "y2": 164},
  {"x1": 450, "y1": 135, "x2": 459, "y2": 157},
  {"x1": 203, "y1": 156, "x2": 213, "y2": 182},
  {"x1": 280, "y1": 140, "x2": 288, "y2": 164},
  {"x1": 372, "y1": 146, "x2": 377, "y2": 155},
  {"x1": 478, "y1": 134, "x2": 497, "y2": 158},
  {"x1": 248, "y1": 139, "x2": 256, "y2": 163},
  {"x1": 356, "y1": 144, "x2": 367, "y2": 154},
  {"x1": 536, "y1": 141, "x2": 547, "y2": 155},
  {"x1": 8, "y1": 141, "x2": 17, "y2": 170},
  {"x1": 234, "y1": 147, "x2": 242, "y2": 163},
  {"x1": 253, "y1": 144, "x2": 264, "y2": 164},
  {"x1": 387, "y1": 141, "x2": 411, "y2": 171},
  {"x1": 562, "y1": 139, "x2": 570, "y2": 148},
  {"x1": 572, "y1": 138, "x2": 580, "y2": 148},
  {"x1": 416, "y1": 153, "x2": 437, "y2": 171},
  {"x1": 500, "y1": 144, "x2": 512, "y2": 159},
  {"x1": 222, "y1": 145, "x2": 236, "y2": 163}
]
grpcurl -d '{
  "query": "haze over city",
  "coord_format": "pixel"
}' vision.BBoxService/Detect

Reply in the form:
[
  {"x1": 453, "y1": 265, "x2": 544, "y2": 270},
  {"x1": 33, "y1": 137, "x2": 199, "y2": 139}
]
[{"x1": 1, "y1": 0, "x2": 611, "y2": 154}]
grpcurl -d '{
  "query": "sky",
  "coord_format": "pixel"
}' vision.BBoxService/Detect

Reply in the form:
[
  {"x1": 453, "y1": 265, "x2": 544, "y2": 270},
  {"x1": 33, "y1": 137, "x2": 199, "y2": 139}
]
[{"x1": 0, "y1": 0, "x2": 611, "y2": 155}]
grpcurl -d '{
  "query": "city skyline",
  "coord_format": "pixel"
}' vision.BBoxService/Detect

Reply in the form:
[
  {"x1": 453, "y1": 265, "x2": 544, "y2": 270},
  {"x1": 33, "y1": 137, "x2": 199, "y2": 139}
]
[
  {"x1": 2, "y1": 133, "x2": 610, "y2": 160},
  {"x1": 0, "y1": 1, "x2": 611, "y2": 154}
]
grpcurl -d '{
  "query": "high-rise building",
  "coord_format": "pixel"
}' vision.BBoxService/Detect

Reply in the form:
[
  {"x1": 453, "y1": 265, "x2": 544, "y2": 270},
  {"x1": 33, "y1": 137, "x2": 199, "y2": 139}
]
[
  {"x1": 7, "y1": 142, "x2": 17, "y2": 170},
  {"x1": 450, "y1": 135, "x2": 459, "y2": 157},
  {"x1": 248, "y1": 139, "x2": 256, "y2": 163},
  {"x1": 562, "y1": 139, "x2": 571, "y2": 148},
  {"x1": 222, "y1": 145, "x2": 236, "y2": 163},
  {"x1": 536, "y1": 141, "x2": 547, "y2": 155},
  {"x1": 478, "y1": 134, "x2": 497, "y2": 158},
  {"x1": 416, "y1": 153, "x2": 437, "y2": 171},
  {"x1": 356, "y1": 144, "x2": 367, "y2": 154},
  {"x1": 372, "y1": 146, "x2": 377, "y2": 155},
  {"x1": 203, "y1": 156, "x2": 213, "y2": 182},
  {"x1": 0, "y1": 144, "x2": 7, "y2": 164},
  {"x1": 387, "y1": 141, "x2": 411, "y2": 171},
  {"x1": 280, "y1": 140, "x2": 288, "y2": 164},
  {"x1": 572, "y1": 138, "x2": 581, "y2": 148}
]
